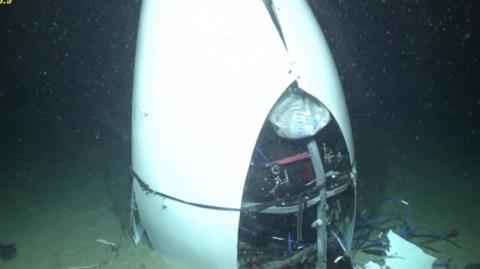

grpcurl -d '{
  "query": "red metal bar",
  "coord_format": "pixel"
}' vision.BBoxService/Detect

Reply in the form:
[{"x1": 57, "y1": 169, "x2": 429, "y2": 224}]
[{"x1": 273, "y1": 152, "x2": 310, "y2": 165}]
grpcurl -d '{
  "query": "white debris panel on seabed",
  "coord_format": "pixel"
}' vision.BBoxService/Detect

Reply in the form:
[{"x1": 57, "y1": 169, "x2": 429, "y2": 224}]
[{"x1": 363, "y1": 230, "x2": 437, "y2": 269}]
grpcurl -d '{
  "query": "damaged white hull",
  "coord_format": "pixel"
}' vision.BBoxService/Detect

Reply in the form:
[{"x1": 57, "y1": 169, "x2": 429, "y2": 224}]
[{"x1": 131, "y1": 1, "x2": 356, "y2": 268}]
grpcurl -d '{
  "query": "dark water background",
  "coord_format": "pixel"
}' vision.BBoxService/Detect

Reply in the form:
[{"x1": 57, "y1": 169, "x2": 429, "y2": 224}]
[
  {"x1": 309, "y1": 0, "x2": 479, "y2": 192},
  {"x1": 0, "y1": 0, "x2": 479, "y2": 267}
]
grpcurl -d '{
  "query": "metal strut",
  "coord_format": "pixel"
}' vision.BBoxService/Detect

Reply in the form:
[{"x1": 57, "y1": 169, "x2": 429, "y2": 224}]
[{"x1": 307, "y1": 139, "x2": 328, "y2": 269}]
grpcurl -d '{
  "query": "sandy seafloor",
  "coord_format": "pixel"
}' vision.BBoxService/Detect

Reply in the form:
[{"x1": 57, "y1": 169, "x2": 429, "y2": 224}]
[
  {"x1": 0, "y1": 126, "x2": 479, "y2": 269},
  {"x1": 352, "y1": 130, "x2": 480, "y2": 268}
]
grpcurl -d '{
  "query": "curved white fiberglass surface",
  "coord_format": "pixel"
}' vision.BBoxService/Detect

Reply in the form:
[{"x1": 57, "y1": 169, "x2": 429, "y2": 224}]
[{"x1": 132, "y1": 1, "x2": 354, "y2": 268}]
